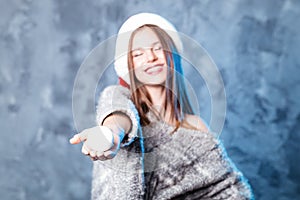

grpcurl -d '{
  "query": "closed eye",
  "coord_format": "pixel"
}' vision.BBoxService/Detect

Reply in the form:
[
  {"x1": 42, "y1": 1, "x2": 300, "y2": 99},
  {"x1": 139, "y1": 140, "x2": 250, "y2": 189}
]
[
  {"x1": 133, "y1": 52, "x2": 143, "y2": 57},
  {"x1": 154, "y1": 46, "x2": 162, "y2": 51},
  {"x1": 132, "y1": 50, "x2": 144, "y2": 57},
  {"x1": 153, "y1": 42, "x2": 162, "y2": 51}
]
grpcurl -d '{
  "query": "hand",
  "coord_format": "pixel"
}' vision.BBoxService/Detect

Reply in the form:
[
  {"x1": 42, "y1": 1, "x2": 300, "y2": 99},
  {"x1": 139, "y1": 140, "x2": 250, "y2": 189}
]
[{"x1": 69, "y1": 126, "x2": 123, "y2": 161}]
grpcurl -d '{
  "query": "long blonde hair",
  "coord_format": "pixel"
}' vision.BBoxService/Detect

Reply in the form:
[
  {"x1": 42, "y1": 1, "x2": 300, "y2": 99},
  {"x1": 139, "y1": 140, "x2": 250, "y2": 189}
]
[{"x1": 127, "y1": 25, "x2": 198, "y2": 132}]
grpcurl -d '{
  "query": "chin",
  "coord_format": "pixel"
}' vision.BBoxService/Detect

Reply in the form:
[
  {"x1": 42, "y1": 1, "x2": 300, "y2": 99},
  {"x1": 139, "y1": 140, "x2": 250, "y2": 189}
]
[
  {"x1": 140, "y1": 77, "x2": 166, "y2": 86},
  {"x1": 145, "y1": 82, "x2": 165, "y2": 87}
]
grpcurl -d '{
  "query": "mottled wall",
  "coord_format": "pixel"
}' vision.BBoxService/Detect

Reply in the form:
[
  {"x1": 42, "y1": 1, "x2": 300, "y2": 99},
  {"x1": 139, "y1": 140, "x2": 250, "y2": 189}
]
[{"x1": 1, "y1": 0, "x2": 299, "y2": 199}]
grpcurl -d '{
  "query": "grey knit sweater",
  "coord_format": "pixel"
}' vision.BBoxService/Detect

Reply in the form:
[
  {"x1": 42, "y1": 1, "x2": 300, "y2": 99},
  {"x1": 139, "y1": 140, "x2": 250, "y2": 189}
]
[{"x1": 92, "y1": 85, "x2": 254, "y2": 200}]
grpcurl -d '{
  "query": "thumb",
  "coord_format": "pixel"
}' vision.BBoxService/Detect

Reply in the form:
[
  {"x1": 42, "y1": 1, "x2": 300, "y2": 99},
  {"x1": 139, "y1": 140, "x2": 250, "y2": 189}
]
[{"x1": 69, "y1": 130, "x2": 89, "y2": 144}]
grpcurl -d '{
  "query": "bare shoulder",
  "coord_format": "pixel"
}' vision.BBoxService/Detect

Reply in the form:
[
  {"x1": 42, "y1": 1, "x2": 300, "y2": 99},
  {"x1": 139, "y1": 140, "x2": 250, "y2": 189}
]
[{"x1": 184, "y1": 114, "x2": 209, "y2": 132}]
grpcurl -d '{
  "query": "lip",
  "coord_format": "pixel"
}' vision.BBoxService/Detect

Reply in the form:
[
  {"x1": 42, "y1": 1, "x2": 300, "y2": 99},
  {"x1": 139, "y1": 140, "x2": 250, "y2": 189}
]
[{"x1": 144, "y1": 64, "x2": 164, "y2": 75}]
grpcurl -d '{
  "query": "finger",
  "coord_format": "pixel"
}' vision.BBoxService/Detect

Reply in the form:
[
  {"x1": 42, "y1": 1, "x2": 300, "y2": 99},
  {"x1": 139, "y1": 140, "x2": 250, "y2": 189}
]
[
  {"x1": 76, "y1": 129, "x2": 89, "y2": 142},
  {"x1": 81, "y1": 145, "x2": 89, "y2": 155},
  {"x1": 90, "y1": 151, "x2": 96, "y2": 158},
  {"x1": 69, "y1": 134, "x2": 81, "y2": 144},
  {"x1": 103, "y1": 150, "x2": 116, "y2": 159},
  {"x1": 97, "y1": 155, "x2": 107, "y2": 161},
  {"x1": 96, "y1": 151, "x2": 104, "y2": 157},
  {"x1": 95, "y1": 152, "x2": 106, "y2": 161},
  {"x1": 69, "y1": 129, "x2": 89, "y2": 144},
  {"x1": 90, "y1": 156, "x2": 98, "y2": 161}
]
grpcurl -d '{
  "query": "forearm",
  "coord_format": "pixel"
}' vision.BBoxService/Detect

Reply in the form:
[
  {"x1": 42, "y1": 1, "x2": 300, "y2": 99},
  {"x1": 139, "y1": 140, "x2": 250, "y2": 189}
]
[
  {"x1": 102, "y1": 112, "x2": 132, "y2": 142},
  {"x1": 96, "y1": 85, "x2": 140, "y2": 146}
]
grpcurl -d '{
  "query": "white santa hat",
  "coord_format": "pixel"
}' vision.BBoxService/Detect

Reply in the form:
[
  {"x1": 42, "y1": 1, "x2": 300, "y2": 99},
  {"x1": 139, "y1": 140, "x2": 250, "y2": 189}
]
[{"x1": 114, "y1": 12, "x2": 183, "y2": 86}]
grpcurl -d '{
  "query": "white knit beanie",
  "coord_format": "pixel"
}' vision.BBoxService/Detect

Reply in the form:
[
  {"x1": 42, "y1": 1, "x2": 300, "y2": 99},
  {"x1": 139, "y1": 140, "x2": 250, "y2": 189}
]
[{"x1": 114, "y1": 12, "x2": 183, "y2": 85}]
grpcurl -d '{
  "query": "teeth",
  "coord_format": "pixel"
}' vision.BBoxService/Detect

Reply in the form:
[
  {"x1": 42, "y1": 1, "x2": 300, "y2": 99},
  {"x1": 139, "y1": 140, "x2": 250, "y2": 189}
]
[{"x1": 146, "y1": 66, "x2": 161, "y2": 73}]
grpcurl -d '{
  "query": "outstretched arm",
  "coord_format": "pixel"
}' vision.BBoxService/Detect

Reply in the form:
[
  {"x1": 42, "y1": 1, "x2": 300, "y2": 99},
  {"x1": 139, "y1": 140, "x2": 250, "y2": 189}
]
[
  {"x1": 70, "y1": 85, "x2": 140, "y2": 161},
  {"x1": 69, "y1": 112, "x2": 132, "y2": 161}
]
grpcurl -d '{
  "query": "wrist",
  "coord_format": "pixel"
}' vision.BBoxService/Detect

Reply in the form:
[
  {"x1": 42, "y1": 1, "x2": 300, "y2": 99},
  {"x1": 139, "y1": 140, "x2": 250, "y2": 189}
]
[{"x1": 107, "y1": 126, "x2": 125, "y2": 144}]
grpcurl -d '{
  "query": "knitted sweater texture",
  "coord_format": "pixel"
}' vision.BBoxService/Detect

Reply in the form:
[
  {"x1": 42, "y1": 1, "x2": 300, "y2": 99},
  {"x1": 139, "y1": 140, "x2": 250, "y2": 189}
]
[{"x1": 92, "y1": 85, "x2": 254, "y2": 200}]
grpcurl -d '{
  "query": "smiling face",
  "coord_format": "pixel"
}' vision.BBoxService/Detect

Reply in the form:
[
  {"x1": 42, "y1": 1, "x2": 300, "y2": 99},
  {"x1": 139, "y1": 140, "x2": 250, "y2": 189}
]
[
  {"x1": 127, "y1": 25, "x2": 196, "y2": 128},
  {"x1": 130, "y1": 27, "x2": 168, "y2": 86}
]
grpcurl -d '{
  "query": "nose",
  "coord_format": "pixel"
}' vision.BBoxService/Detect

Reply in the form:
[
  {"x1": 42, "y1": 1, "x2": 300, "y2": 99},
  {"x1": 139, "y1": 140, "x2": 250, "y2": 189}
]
[{"x1": 145, "y1": 48, "x2": 157, "y2": 62}]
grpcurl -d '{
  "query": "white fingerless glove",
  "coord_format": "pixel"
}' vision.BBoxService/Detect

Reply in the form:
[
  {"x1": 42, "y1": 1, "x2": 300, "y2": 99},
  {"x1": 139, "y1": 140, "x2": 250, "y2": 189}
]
[{"x1": 84, "y1": 126, "x2": 114, "y2": 152}]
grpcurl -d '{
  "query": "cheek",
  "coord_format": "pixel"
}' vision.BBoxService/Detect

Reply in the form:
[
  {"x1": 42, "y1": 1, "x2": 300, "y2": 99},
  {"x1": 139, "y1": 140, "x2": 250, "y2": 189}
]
[
  {"x1": 132, "y1": 64, "x2": 144, "y2": 79},
  {"x1": 157, "y1": 51, "x2": 166, "y2": 62},
  {"x1": 132, "y1": 55, "x2": 147, "y2": 67}
]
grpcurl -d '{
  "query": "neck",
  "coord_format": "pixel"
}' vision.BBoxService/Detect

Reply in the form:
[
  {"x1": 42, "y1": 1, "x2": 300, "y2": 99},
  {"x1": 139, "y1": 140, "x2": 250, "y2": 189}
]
[
  {"x1": 145, "y1": 85, "x2": 166, "y2": 109},
  {"x1": 145, "y1": 85, "x2": 175, "y2": 124}
]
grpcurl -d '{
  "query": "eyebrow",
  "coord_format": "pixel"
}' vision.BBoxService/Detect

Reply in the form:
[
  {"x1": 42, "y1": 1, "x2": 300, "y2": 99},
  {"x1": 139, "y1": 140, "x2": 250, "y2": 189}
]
[{"x1": 131, "y1": 41, "x2": 161, "y2": 51}]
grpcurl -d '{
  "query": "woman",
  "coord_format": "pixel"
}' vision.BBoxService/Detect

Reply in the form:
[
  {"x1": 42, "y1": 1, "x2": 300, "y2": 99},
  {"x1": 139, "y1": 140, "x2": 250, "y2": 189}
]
[{"x1": 70, "y1": 13, "x2": 254, "y2": 200}]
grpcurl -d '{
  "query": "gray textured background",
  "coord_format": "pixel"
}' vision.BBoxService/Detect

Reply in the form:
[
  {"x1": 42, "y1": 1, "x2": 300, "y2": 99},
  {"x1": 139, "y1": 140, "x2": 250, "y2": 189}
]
[{"x1": 1, "y1": 0, "x2": 299, "y2": 199}]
